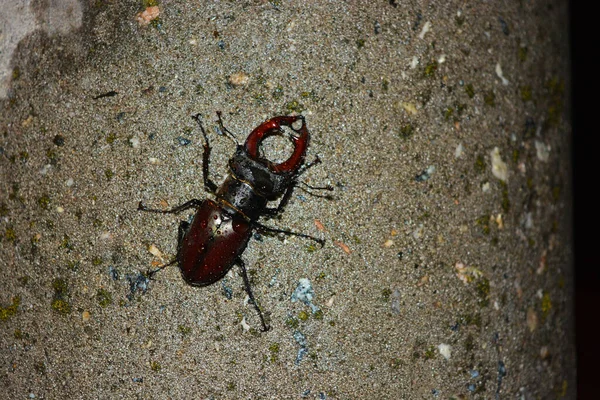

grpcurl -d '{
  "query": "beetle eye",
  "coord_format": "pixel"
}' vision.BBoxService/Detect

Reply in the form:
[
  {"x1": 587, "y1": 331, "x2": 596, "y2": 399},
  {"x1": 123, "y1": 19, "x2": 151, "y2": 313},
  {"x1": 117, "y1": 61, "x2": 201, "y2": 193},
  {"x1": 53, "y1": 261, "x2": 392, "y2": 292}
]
[{"x1": 232, "y1": 220, "x2": 248, "y2": 234}]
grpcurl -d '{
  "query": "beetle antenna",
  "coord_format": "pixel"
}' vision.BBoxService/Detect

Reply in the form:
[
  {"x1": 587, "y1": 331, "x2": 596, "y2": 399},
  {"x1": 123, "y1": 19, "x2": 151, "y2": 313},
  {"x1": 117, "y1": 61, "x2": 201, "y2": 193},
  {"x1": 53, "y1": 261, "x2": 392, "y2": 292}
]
[
  {"x1": 254, "y1": 223, "x2": 325, "y2": 248},
  {"x1": 296, "y1": 155, "x2": 322, "y2": 176},
  {"x1": 297, "y1": 183, "x2": 334, "y2": 200},
  {"x1": 298, "y1": 181, "x2": 334, "y2": 191},
  {"x1": 216, "y1": 111, "x2": 240, "y2": 146}
]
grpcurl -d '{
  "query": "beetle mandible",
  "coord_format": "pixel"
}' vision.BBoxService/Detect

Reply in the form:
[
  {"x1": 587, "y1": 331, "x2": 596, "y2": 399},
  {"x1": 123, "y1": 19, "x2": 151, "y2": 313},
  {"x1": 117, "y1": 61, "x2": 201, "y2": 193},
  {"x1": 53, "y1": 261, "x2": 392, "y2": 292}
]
[{"x1": 138, "y1": 113, "x2": 329, "y2": 331}]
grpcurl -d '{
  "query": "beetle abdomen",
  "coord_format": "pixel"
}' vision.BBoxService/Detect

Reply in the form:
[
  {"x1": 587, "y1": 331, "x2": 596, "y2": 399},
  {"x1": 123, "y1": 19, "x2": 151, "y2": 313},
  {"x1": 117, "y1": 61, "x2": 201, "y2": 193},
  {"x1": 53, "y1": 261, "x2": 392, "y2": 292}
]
[{"x1": 177, "y1": 200, "x2": 251, "y2": 286}]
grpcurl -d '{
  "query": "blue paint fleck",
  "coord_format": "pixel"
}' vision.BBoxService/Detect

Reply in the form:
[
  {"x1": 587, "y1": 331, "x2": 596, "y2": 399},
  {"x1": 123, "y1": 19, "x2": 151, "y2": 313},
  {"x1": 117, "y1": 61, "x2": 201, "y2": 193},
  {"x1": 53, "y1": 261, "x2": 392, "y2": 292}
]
[
  {"x1": 496, "y1": 360, "x2": 507, "y2": 398},
  {"x1": 296, "y1": 347, "x2": 308, "y2": 365},
  {"x1": 126, "y1": 272, "x2": 152, "y2": 300},
  {"x1": 291, "y1": 278, "x2": 320, "y2": 313},
  {"x1": 108, "y1": 265, "x2": 120, "y2": 280},
  {"x1": 221, "y1": 280, "x2": 233, "y2": 300},
  {"x1": 294, "y1": 331, "x2": 308, "y2": 365},
  {"x1": 269, "y1": 268, "x2": 280, "y2": 287},
  {"x1": 177, "y1": 137, "x2": 191, "y2": 146},
  {"x1": 415, "y1": 166, "x2": 435, "y2": 182}
]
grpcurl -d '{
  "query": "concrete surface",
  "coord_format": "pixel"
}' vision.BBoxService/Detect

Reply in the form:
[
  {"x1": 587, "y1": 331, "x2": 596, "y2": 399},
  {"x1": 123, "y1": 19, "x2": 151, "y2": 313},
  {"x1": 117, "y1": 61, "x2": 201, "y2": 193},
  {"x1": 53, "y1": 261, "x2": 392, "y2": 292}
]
[{"x1": 1, "y1": 1, "x2": 574, "y2": 398}]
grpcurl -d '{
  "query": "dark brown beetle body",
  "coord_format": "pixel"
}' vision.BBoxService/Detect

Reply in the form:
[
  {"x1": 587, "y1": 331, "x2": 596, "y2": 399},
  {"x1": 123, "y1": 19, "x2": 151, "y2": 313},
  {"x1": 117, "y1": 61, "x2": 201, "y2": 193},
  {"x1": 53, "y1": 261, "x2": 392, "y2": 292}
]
[
  {"x1": 139, "y1": 115, "x2": 324, "y2": 331},
  {"x1": 177, "y1": 199, "x2": 251, "y2": 286}
]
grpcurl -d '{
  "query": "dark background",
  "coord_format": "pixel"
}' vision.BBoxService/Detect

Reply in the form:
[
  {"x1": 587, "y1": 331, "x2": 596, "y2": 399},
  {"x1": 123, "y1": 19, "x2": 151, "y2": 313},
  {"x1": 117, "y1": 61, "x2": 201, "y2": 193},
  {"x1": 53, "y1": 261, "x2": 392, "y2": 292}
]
[{"x1": 571, "y1": 3, "x2": 598, "y2": 398}]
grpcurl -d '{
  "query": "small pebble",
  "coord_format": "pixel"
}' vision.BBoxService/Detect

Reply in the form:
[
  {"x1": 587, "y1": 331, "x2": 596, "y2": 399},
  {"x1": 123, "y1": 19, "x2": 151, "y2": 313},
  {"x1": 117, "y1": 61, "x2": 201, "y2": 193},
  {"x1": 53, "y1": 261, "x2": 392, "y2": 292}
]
[
  {"x1": 136, "y1": 6, "x2": 160, "y2": 26},
  {"x1": 229, "y1": 72, "x2": 249, "y2": 86},
  {"x1": 438, "y1": 343, "x2": 451, "y2": 360},
  {"x1": 418, "y1": 21, "x2": 431, "y2": 39},
  {"x1": 490, "y1": 147, "x2": 508, "y2": 182},
  {"x1": 455, "y1": 143, "x2": 464, "y2": 158},
  {"x1": 148, "y1": 244, "x2": 163, "y2": 258},
  {"x1": 129, "y1": 137, "x2": 140, "y2": 148},
  {"x1": 495, "y1": 63, "x2": 510, "y2": 85}
]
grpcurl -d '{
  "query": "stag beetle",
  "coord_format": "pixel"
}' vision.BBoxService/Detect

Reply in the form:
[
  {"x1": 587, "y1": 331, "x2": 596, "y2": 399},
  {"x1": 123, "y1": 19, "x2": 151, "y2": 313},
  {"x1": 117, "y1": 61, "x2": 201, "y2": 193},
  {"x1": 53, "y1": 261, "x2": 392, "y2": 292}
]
[{"x1": 138, "y1": 113, "x2": 329, "y2": 331}]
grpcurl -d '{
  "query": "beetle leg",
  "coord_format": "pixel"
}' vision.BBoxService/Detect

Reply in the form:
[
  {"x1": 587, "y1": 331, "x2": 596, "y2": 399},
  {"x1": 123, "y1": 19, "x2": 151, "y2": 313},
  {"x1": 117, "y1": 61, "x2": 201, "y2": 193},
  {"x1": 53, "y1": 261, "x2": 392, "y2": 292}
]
[
  {"x1": 264, "y1": 182, "x2": 296, "y2": 217},
  {"x1": 177, "y1": 220, "x2": 190, "y2": 245},
  {"x1": 192, "y1": 114, "x2": 218, "y2": 194},
  {"x1": 146, "y1": 258, "x2": 178, "y2": 280},
  {"x1": 138, "y1": 199, "x2": 203, "y2": 214},
  {"x1": 253, "y1": 222, "x2": 325, "y2": 248},
  {"x1": 265, "y1": 156, "x2": 333, "y2": 217},
  {"x1": 237, "y1": 258, "x2": 270, "y2": 332}
]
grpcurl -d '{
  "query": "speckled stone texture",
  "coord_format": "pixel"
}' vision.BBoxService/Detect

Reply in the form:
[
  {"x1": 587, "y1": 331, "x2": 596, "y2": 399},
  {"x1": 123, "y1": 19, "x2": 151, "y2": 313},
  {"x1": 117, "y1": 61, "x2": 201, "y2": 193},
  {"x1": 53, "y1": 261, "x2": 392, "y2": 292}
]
[{"x1": 1, "y1": 1, "x2": 574, "y2": 399}]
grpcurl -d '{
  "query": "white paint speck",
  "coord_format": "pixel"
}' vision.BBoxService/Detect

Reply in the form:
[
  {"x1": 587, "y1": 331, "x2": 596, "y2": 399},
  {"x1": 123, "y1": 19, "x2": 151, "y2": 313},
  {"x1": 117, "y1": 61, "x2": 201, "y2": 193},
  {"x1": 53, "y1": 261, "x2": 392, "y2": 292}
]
[
  {"x1": 410, "y1": 56, "x2": 419, "y2": 69},
  {"x1": 482, "y1": 182, "x2": 490, "y2": 192},
  {"x1": 291, "y1": 278, "x2": 319, "y2": 313},
  {"x1": 240, "y1": 316, "x2": 250, "y2": 331},
  {"x1": 490, "y1": 147, "x2": 508, "y2": 182},
  {"x1": 438, "y1": 343, "x2": 451, "y2": 360},
  {"x1": 535, "y1": 140, "x2": 550, "y2": 162},
  {"x1": 412, "y1": 224, "x2": 424, "y2": 239},
  {"x1": 326, "y1": 295, "x2": 335, "y2": 308},
  {"x1": 149, "y1": 157, "x2": 159, "y2": 164},
  {"x1": 418, "y1": 21, "x2": 432, "y2": 39},
  {"x1": 455, "y1": 143, "x2": 464, "y2": 158},
  {"x1": 40, "y1": 164, "x2": 52, "y2": 175},
  {"x1": 495, "y1": 63, "x2": 510, "y2": 85},
  {"x1": 402, "y1": 102, "x2": 418, "y2": 115},
  {"x1": 66, "y1": 178, "x2": 74, "y2": 187},
  {"x1": 438, "y1": 54, "x2": 446, "y2": 64},
  {"x1": 525, "y1": 212, "x2": 534, "y2": 229},
  {"x1": 129, "y1": 137, "x2": 140, "y2": 148}
]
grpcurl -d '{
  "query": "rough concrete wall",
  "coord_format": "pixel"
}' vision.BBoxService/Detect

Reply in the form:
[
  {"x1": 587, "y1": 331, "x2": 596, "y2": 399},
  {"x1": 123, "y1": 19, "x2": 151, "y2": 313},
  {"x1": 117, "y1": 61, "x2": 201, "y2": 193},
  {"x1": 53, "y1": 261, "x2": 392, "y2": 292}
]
[{"x1": 1, "y1": 1, "x2": 574, "y2": 399}]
